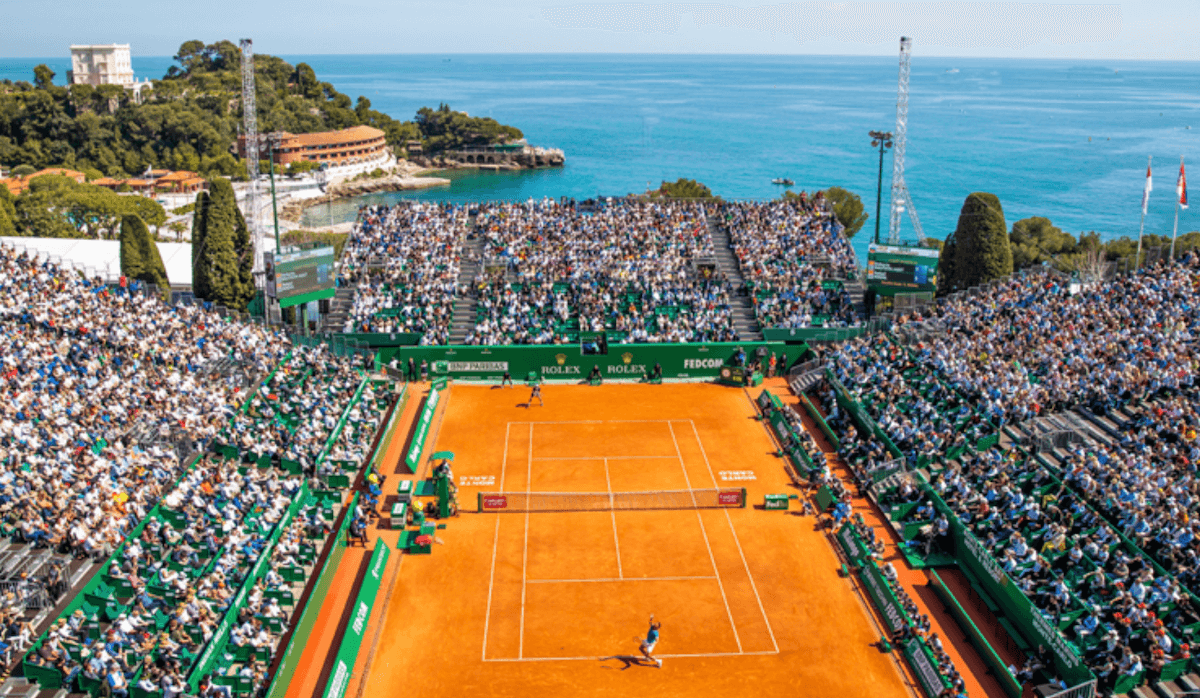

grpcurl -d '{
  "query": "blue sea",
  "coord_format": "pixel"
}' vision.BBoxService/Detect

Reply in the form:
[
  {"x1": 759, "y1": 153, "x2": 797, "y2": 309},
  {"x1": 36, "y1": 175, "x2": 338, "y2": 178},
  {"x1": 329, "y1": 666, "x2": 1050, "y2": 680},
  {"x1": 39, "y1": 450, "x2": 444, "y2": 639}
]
[{"x1": 3, "y1": 54, "x2": 1198, "y2": 261}]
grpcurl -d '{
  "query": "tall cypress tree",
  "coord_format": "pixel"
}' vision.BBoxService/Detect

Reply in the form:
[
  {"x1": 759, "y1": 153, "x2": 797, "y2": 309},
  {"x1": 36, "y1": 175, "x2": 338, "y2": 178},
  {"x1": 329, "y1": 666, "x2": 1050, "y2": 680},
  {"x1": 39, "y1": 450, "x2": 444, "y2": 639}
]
[
  {"x1": 192, "y1": 178, "x2": 247, "y2": 309},
  {"x1": 937, "y1": 231, "x2": 959, "y2": 296},
  {"x1": 190, "y1": 189, "x2": 211, "y2": 299},
  {"x1": 229, "y1": 184, "x2": 255, "y2": 309},
  {"x1": 951, "y1": 192, "x2": 1012, "y2": 289},
  {"x1": 119, "y1": 214, "x2": 169, "y2": 293}
]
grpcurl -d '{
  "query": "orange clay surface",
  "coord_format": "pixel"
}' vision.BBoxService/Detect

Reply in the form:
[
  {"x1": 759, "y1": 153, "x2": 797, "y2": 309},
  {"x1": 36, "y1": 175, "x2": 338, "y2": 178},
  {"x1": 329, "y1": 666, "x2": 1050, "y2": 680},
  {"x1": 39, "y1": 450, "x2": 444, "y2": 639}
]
[{"x1": 351, "y1": 381, "x2": 912, "y2": 698}]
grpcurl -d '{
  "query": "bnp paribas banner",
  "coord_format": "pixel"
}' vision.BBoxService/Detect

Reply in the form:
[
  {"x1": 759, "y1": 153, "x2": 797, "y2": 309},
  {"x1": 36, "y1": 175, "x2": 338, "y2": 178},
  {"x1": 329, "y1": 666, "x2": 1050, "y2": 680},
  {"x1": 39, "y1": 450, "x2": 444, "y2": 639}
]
[{"x1": 392, "y1": 341, "x2": 788, "y2": 381}]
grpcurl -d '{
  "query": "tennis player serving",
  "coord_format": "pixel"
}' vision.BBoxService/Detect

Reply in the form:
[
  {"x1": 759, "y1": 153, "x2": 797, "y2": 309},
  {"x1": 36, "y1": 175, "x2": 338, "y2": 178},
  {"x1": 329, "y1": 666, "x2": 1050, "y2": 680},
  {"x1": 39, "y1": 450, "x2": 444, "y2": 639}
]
[{"x1": 640, "y1": 615, "x2": 662, "y2": 667}]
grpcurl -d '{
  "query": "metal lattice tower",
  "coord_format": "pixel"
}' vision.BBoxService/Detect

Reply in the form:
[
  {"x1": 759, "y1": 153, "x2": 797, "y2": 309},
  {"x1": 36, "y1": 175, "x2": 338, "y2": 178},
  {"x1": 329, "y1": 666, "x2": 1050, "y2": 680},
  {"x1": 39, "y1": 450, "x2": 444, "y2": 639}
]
[
  {"x1": 239, "y1": 39, "x2": 264, "y2": 275},
  {"x1": 888, "y1": 36, "x2": 925, "y2": 245}
]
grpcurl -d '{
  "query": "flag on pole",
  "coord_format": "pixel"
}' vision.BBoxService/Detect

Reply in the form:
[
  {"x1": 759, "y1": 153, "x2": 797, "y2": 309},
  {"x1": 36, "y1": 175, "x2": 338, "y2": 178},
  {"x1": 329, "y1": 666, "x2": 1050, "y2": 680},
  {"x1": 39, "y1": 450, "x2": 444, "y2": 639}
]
[
  {"x1": 1142, "y1": 161, "x2": 1153, "y2": 215},
  {"x1": 1179, "y1": 160, "x2": 1189, "y2": 210}
]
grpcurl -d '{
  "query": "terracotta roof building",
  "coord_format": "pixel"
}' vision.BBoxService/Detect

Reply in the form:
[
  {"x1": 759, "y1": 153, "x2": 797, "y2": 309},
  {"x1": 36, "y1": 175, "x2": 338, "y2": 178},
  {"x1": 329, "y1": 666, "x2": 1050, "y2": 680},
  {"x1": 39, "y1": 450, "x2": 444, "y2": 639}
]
[
  {"x1": 1, "y1": 168, "x2": 87, "y2": 196},
  {"x1": 238, "y1": 125, "x2": 389, "y2": 167},
  {"x1": 91, "y1": 170, "x2": 207, "y2": 195}
]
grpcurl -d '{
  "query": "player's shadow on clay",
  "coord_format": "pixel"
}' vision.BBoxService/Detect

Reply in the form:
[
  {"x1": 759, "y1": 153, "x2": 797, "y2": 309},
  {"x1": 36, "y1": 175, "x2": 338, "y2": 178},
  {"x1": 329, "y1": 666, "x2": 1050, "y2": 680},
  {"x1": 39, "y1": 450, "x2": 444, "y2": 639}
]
[{"x1": 599, "y1": 655, "x2": 659, "y2": 670}]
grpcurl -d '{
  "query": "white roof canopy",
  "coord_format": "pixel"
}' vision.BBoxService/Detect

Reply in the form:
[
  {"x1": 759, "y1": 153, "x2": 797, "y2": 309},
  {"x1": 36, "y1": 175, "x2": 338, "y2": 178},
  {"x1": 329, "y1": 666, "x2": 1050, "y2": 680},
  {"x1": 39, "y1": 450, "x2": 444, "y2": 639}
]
[{"x1": 0, "y1": 237, "x2": 192, "y2": 288}]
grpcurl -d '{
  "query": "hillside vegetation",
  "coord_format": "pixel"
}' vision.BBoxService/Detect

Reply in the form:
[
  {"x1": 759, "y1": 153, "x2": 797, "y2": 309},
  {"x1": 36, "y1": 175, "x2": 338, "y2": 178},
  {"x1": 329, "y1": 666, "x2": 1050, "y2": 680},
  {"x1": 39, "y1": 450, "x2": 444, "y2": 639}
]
[{"x1": 0, "y1": 41, "x2": 524, "y2": 179}]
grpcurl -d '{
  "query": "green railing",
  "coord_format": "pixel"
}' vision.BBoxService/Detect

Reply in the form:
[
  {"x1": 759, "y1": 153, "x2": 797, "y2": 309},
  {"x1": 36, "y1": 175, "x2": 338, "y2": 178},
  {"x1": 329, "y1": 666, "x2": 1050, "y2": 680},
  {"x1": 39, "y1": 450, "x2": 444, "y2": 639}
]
[
  {"x1": 404, "y1": 386, "x2": 441, "y2": 473},
  {"x1": 378, "y1": 341, "x2": 790, "y2": 382},
  {"x1": 319, "y1": 542, "x2": 390, "y2": 698},
  {"x1": 265, "y1": 492, "x2": 360, "y2": 698},
  {"x1": 929, "y1": 569, "x2": 1023, "y2": 698}
]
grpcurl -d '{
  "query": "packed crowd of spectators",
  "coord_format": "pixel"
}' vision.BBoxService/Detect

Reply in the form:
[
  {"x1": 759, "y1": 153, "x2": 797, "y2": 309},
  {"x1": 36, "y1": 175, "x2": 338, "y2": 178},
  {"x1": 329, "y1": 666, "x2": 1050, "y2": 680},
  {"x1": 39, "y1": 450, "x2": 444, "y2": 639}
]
[
  {"x1": 831, "y1": 335, "x2": 989, "y2": 467},
  {"x1": 335, "y1": 197, "x2": 861, "y2": 345},
  {"x1": 338, "y1": 203, "x2": 468, "y2": 344},
  {"x1": 228, "y1": 345, "x2": 379, "y2": 478},
  {"x1": 898, "y1": 446, "x2": 1196, "y2": 692},
  {"x1": 0, "y1": 243, "x2": 289, "y2": 566},
  {"x1": 467, "y1": 199, "x2": 735, "y2": 344},
  {"x1": 897, "y1": 257, "x2": 1200, "y2": 424},
  {"x1": 804, "y1": 254, "x2": 1200, "y2": 693},
  {"x1": 0, "y1": 239, "x2": 394, "y2": 694},
  {"x1": 25, "y1": 454, "x2": 303, "y2": 693},
  {"x1": 724, "y1": 197, "x2": 860, "y2": 328}
]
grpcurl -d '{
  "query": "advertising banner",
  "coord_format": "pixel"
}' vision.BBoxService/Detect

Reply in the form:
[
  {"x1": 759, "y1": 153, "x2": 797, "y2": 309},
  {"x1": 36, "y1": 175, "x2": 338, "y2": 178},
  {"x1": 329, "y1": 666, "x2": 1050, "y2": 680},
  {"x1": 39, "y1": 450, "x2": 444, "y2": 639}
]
[
  {"x1": 404, "y1": 387, "x2": 440, "y2": 473},
  {"x1": 321, "y1": 542, "x2": 391, "y2": 698}
]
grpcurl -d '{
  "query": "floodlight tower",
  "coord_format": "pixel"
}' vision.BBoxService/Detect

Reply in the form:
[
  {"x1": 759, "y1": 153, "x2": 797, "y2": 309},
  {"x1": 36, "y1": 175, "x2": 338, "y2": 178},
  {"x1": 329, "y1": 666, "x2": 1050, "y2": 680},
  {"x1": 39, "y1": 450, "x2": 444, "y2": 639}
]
[
  {"x1": 887, "y1": 36, "x2": 925, "y2": 245},
  {"x1": 239, "y1": 38, "x2": 265, "y2": 276}
]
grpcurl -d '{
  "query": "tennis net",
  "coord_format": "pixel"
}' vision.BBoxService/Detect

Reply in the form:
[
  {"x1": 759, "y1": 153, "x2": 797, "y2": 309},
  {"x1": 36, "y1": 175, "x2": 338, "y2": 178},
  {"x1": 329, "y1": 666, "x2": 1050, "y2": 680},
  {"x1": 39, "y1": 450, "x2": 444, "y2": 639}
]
[{"x1": 476, "y1": 488, "x2": 746, "y2": 513}]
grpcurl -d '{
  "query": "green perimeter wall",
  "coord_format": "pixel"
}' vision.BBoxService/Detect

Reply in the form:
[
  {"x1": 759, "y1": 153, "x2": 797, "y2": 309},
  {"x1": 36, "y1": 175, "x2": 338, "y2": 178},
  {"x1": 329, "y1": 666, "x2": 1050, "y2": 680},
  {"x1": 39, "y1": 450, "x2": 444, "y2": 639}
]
[
  {"x1": 762, "y1": 327, "x2": 872, "y2": 343},
  {"x1": 378, "y1": 341, "x2": 791, "y2": 381},
  {"x1": 266, "y1": 493, "x2": 358, "y2": 698}
]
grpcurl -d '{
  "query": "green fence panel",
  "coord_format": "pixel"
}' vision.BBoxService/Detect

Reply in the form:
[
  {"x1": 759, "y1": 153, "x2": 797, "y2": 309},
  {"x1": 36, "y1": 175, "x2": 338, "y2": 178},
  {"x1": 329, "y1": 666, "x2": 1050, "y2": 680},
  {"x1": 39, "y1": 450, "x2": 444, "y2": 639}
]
[
  {"x1": 320, "y1": 542, "x2": 391, "y2": 698},
  {"x1": 266, "y1": 492, "x2": 359, "y2": 698},
  {"x1": 902, "y1": 638, "x2": 954, "y2": 698},
  {"x1": 798, "y1": 393, "x2": 840, "y2": 450},
  {"x1": 187, "y1": 484, "x2": 310, "y2": 691},
  {"x1": 828, "y1": 375, "x2": 904, "y2": 460},
  {"x1": 858, "y1": 562, "x2": 909, "y2": 634},
  {"x1": 380, "y1": 341, "x2": 788, "y2": 381},
  {"x1": 763, "y1": 327, "x2": 872, "y2": 343},
  {"x1": 404, "y1": 386, "x2": 441, "y2": 474},
  {"x1": 836, "y1": 525, "x2": 870, "y2": 566},
  {"x1": 927, "y1": 489, "x2": 1093, "y2": 687},
  {"x1": 929, "y1": 569, "x2": 1023, "y2": 698}
]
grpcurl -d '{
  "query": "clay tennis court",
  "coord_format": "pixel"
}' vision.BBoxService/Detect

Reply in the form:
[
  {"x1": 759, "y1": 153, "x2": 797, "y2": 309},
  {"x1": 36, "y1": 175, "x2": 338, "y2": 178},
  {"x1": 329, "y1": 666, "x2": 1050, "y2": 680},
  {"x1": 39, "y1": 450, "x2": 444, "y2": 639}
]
[{"x1": 355, "y1": 382, "x2": 912, "y2": 698}]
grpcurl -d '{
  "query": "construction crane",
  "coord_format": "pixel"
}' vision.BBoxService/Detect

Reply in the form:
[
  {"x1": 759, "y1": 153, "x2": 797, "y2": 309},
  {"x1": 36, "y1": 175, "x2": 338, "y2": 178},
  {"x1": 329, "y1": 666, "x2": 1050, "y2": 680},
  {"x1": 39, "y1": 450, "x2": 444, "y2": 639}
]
[
  {"x1": 239, "y1": 38, "x2": 265, "y2": 277},
  {"x1": 887, "y1": 36, "x2": 925, "y2": 245}
]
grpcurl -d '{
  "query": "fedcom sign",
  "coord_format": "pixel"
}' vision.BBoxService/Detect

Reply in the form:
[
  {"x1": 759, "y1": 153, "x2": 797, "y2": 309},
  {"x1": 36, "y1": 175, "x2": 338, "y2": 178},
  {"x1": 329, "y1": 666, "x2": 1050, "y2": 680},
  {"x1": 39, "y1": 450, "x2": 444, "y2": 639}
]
[{"x1": 684, "y1": 358, "x2": 726, "y2": 369}]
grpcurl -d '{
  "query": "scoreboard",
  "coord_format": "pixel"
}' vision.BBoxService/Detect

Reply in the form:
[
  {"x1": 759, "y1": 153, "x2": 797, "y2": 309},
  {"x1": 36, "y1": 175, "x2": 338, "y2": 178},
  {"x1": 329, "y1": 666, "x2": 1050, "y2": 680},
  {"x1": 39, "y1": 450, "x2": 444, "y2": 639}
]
[
  {"x1": 865, "y1": 243, "x2": 940, "y2": 295},
  {"x1": 266, "y1": 245, "x2": 336, "y2": 308}
]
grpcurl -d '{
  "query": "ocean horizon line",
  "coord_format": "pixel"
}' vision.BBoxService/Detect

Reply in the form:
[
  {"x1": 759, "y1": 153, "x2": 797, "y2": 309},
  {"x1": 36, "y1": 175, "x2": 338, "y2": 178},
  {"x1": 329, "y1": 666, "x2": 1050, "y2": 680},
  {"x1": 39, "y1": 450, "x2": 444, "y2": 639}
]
[{"x1": 3, "y1": 52, "x2": 1199, "y2": 64}]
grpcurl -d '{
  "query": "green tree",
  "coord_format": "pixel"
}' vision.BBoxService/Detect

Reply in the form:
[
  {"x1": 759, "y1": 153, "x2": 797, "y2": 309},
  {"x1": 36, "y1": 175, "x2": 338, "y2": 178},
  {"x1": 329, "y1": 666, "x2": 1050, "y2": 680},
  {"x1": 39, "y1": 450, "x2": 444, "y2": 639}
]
[
  {"x1": 119, "y1": 214, "x2": 169, "y2": 292},
  {"x1": 822, "y1": 187, "x2": 868, "y2": 239},
  {"x1": 1009, "y1": 216, "x2": 1076, "y2": 269},
  {"x1": 11, "y1": 164, "x2": 36, "y2": 177},
  {"x1": 192, "y1": 178, "x2": 253, "y2": 309},
  {"x1": 949, "y1": 192, "x2": 1012, "y2": 289},
  {"x1": 937, "y1": 232, "x2": 959, "y2": 296},
  {"x1": 653, "y1": 178, "x2": 718, "y2": 200},
  {"x1": 0, "y1": 186, "x2": 16, "y2": 236},
  {"x1": 12, "y1": 174, "x2": 165, "y2": 239},
  {"x1": 33, "y1": 65, "x2": 55, "y2": 89}
]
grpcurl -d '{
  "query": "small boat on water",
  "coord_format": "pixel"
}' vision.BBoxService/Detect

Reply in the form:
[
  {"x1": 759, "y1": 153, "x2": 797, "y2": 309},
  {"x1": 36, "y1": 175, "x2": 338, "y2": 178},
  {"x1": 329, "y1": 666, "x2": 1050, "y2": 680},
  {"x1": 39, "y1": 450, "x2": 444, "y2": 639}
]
[{"x1": 772, "y1": 178, "x2": 794, "y2": 186}]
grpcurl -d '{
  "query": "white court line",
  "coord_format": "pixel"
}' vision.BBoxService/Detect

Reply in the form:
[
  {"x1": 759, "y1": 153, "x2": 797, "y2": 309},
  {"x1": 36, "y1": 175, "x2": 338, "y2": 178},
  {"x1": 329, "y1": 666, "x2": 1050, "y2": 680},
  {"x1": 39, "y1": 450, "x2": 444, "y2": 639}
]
[
  {"x1": 603, "y1": 458, "x2": 623, "y2": 579},
  {"x1": 483, "y1": 650, "x2": 779, "y2": 663},
  {"x1": 506, "y1": 419, "x2": 678, "y2": 425},
  {"x1": 667, "y1": 421, "x2": 742, "y2": 654},
  {"x1": 520, "y1": 422, "x2": 532, "y2": 659},
  {"x1": 532, "y1": 455, "x2": 678, "y2": 461},
  {"x1": 526, "y1": 576, "x2": 717, "y2": 584},
  {"x1": 687, "y1": 419, "x2": 780, "y2": 654},
  {"x1": 481, "y1": 421, "x2": 512, "y2": 661}
]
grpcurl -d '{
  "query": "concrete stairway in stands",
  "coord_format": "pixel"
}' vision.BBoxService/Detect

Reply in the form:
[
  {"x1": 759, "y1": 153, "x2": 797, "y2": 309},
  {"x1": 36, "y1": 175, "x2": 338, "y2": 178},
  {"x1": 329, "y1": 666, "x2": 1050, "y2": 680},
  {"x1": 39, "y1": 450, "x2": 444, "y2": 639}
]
[
  {"x1": 706, "y1": 215, "x2": 763, "y2": 341},
  {"x1": 448, "y1": 232, "x2": 485, "y2": 345},
  {"x1": 322, "y1": 286, "x2": 357, "y2": 333}
]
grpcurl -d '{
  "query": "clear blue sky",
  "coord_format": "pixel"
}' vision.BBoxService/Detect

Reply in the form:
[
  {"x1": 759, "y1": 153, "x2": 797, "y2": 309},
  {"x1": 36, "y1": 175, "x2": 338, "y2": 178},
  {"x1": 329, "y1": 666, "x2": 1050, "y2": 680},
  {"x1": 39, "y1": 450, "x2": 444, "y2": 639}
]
[{"x1": 2, "y1": 0, "x2": 1197, "y2": 60}]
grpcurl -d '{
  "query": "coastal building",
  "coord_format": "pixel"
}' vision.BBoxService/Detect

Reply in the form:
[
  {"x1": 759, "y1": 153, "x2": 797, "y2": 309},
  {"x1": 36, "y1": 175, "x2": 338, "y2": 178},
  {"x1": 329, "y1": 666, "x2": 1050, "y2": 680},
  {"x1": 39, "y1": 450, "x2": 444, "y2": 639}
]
[
  {"x1": 441, "y1": 140, "x2": 565, "y2": 169},
  {"x1": 238, "y1": 126, "x2": 390, "y2": 167},
  {"x1": 1, "y1": 168, "x2": 205, "y2": 197},
  {"x1": 1, "y1": 167, "x2": 86, "y2": 196},
  {"x1": 67, "y1": 44, "x2": 152, "y2": 101},
  {"x1": 92, "y1": 170, "x2": 207, "y2": 195}
]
